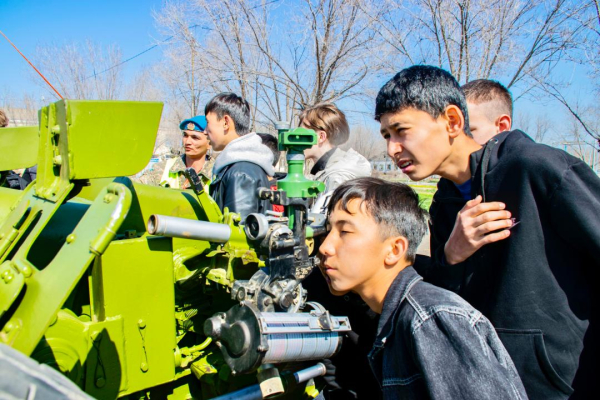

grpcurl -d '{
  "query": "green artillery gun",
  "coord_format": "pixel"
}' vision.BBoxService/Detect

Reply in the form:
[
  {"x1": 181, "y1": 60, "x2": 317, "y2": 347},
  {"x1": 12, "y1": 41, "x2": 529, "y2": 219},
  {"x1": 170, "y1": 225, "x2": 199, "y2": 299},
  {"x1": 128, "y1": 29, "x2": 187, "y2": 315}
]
[{"x1": 0, "y1": 100, "x2": 349, "y2": 399}]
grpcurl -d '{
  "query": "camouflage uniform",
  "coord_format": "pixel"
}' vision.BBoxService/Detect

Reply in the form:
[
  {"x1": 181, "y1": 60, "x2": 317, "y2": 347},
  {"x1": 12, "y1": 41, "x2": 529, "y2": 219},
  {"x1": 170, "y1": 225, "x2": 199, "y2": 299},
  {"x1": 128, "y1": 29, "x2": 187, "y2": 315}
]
[
  {"x1": 135, "y1": 155, "x2": 214, "y2": 191},
  {"x1": 161, "y1": 155, "x2": 214, "y2": 191}
]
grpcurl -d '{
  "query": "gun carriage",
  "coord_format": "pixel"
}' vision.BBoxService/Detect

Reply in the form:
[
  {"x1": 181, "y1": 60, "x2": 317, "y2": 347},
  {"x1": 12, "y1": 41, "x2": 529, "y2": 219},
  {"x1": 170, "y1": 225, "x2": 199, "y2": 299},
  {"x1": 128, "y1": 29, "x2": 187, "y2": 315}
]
[{"x1": 0, "y1": 100, "x2": 349, "y2": 399}]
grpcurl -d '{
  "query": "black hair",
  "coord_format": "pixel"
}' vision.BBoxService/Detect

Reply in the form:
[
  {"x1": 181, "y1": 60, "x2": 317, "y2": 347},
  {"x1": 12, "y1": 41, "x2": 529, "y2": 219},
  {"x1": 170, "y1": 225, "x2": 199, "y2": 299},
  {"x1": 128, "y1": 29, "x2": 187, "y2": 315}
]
[
  {"x1": 257, "y1": 133, "x2": 280, "y2": 167},
  {"x1": 375, "y1": 65, "x2": 471, "y2": 137},
  {"x1": 205, "y1": 92, "x2": 251, "y2": 135},
  {"x1": 327, "y1": 177, "x2": 428, "y2": 263},
  {"x1": 462, "y1": 79, "x2": 513, "y2": 119}
]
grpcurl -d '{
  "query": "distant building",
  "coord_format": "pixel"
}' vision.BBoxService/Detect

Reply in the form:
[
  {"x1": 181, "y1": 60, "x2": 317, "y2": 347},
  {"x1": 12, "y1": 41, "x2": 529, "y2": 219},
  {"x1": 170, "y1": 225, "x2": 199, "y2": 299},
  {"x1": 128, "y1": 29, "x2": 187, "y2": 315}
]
[
  {"x1": 370, "y1": 157, "x2": 398, "y2": 173},
  {"x1": 369, "y1": 156, "x2": 440, "y2": 181}
]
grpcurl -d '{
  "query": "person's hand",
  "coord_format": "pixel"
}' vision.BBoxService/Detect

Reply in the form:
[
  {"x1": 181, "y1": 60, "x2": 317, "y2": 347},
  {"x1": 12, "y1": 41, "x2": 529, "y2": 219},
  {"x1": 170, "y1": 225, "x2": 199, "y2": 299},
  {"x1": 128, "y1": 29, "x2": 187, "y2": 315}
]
[
  {"x1": 444, "y1": 195, "x2": 513, "y2": 265},
  {"x1": 318, "y1": 358, "x2": 342, "y2": 390}
]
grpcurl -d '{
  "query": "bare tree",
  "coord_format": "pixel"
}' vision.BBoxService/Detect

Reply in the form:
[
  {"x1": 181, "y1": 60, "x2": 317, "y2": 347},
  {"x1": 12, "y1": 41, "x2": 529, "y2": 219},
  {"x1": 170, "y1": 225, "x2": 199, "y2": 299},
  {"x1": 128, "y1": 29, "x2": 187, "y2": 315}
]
[
  {"x1": 513, "y1": 110, "x2": 531, "y2": 134},
  {"x1": 0, "y1": 89, "x2": 41, "y2": 126},
  {"x1": 520, "y1": 1, "x2": 600, "y2": 146},
  {"x1": 533, "y1": 113, "x2": 552, "y2": 143},
  {"x1": 155, "y1": 0, "x2": 384, "y2": 128},
  {"x1": 559, "y1": 105, "x2": 600, "y2": 171},
  {"x1": 125, "y1": 66, "x2": 164, "y2": 102},
  {"x1": 376, "y1": 0, "x2": 591, "y2": 90},
  {"x1": 32, "y1": 40, "x2": 124, "y2": 100},
  {"x1": 341, "y1": 125, "x2": 386, "y2": 160}
]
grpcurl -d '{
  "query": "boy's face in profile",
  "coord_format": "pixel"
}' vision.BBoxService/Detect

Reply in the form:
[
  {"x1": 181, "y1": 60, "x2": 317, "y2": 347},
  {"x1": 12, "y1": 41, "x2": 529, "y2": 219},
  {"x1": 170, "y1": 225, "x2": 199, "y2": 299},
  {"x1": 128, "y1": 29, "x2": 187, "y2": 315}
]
[
  {"x1": 319, "y1": 199, "x2": 395, "y2": 295},
  {"x1": 205, "y1": 112, "x2": 228, "y2": 151},
  {"x1": 380, "y1": 108, "x2": 453, "y2": 181}
]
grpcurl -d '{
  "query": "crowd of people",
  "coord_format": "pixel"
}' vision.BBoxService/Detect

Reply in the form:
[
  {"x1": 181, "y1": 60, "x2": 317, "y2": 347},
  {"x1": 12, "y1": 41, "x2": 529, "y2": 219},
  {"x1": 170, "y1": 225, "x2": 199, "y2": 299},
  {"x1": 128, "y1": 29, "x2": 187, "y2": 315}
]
[{"x1": 1, "y1": 64, "x2": 598, "y2": 400}]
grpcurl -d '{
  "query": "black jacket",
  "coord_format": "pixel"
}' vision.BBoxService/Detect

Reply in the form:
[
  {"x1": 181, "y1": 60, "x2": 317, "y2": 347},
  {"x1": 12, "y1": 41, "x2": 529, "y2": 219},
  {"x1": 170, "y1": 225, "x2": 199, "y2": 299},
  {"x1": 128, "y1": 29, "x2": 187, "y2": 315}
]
[
  {"x1": 3, "y1": 166, "x2": 36, "y2": 190},
  {"x1": 426, "y1": 130, "x2": 600, "y2": 399},
  {"x1": 209, "y1": 161, "x2": 270, "y2": 221},
  {"x1": 303, "y1": 271, "x2": 380, "y2": 399}
]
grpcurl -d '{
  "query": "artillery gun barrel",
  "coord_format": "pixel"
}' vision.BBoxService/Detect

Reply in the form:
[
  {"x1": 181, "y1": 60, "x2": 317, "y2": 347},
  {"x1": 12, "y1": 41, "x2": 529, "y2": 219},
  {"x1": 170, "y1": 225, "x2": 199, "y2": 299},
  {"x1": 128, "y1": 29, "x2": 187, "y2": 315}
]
[{"x1": 148, "y1": 214, "x2": 231, "y2": 243}]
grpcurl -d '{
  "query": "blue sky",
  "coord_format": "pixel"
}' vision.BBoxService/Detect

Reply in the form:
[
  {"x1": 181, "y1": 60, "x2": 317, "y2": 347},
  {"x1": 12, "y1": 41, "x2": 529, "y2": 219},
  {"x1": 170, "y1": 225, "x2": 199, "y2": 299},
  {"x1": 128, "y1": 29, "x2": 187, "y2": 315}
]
[
  {"x1": 1, "y1": 0, "x2": 596, "y2": 146},
  {"x1": 0, "y1": 0, "x2": 165, "y2": 96}
]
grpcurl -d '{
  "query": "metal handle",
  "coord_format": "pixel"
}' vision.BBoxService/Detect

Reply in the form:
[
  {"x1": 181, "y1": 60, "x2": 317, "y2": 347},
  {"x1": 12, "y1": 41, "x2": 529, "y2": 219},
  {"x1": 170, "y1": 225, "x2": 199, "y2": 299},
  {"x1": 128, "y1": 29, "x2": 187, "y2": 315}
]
[{"x1": 147, "y1": 214, "x2": 231, "y2": 243}]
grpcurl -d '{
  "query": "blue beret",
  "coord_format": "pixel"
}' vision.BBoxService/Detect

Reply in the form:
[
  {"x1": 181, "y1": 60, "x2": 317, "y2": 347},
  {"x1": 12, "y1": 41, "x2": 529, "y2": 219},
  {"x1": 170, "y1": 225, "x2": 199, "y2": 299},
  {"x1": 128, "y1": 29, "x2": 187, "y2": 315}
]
[{"x1": 179, "y1": 115, "x2": 207, "y2": 132}]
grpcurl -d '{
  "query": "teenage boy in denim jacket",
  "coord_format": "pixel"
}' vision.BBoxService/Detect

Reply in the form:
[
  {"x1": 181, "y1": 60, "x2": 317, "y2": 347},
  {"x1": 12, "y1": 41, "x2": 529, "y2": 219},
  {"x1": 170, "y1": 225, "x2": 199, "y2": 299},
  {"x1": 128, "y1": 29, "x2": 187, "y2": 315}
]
[{"x1": 319, "y1": 177, "x2": 526, "y2": 399}]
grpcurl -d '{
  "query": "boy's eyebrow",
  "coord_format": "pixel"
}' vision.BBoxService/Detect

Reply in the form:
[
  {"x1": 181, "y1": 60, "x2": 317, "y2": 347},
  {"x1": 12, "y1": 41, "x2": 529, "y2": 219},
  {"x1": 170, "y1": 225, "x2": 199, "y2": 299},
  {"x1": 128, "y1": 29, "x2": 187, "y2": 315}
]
[
  {"x1": 380, "y1": 121, "x2": 404, "y2": 135},
  {"x1": 332, "y1": 218, "x2": 357, "y2": 229}
]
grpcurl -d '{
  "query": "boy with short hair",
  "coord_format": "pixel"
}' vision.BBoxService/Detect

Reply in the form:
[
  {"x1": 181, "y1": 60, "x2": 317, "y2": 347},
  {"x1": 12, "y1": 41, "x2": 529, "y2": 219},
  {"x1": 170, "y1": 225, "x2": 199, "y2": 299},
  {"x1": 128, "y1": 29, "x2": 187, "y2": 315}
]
[
  {"x1": 299, "y1": 103, "x2": 371, "y2": 213},
  {"x1": 462, "y1": 79, "x2": 512, "y2": 145},
  {"x1": 376, "y1": 65, "x2": 600, "y2": 398},
  {"x1": 319, "y1": 177, "x2": 526, "y2": 399},
  {"x1": 205, "y1": 93, "x2": 274, "y2": 220}
]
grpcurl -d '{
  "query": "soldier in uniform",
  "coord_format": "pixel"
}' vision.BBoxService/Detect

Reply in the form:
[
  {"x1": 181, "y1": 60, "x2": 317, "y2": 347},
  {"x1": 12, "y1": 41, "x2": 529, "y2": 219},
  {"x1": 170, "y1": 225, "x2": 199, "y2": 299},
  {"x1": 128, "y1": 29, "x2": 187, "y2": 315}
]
[
  {"x1": 139, "y1": 116, "x2": 214, "y2": 190},
  {"x1": 160, "y1": 115, "x2": 214, "y2": 190}
]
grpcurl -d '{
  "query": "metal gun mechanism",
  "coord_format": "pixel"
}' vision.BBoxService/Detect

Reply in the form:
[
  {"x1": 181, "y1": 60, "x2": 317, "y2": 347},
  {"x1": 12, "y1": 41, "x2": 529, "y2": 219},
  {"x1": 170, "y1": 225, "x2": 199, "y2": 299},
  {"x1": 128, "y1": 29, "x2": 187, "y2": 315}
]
[
  {"x1": 204, "y1": 301, "x2": 350, "y2": 375},
  {"x1": 205, "y1": 125, "x2": 351, "y2": 380}
]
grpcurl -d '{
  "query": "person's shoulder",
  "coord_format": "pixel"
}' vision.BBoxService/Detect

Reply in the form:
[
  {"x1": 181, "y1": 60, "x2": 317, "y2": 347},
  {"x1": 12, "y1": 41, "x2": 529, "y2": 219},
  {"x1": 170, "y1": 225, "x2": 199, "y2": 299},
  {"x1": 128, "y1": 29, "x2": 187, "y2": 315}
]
[
  {"x1": 324, "y1": 147, "x2": 372, "y2": 177},
  {"x1": 223, "y1": 161, "x2": 268, "y2": 180},
  {"x1": 228, "y1": 160, "x2": 267, "y2": 172},
  {"x1": 497, "y1": 130, "x2": 580, "y2": 171},
  {"x1": 404, "y1": 280, "x2": 480, "y2": 331}
]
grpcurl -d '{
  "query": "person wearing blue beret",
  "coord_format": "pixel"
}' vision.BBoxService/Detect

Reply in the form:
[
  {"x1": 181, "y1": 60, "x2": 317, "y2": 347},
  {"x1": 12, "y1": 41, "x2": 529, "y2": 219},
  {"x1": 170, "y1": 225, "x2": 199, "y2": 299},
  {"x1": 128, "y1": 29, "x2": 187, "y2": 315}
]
[{"x1": 160, "y1": 115, "x2": 214, "y2": 190}]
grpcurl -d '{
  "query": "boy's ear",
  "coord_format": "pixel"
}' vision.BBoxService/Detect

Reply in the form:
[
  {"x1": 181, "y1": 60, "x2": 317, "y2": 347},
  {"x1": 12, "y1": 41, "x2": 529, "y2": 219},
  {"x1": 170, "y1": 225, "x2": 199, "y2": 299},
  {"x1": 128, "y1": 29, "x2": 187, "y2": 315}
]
[
  {"x1": 496, "y1": 114, "x2": 512, "y2": 133},
  {"x1": 384, "y1": 235, "x2": 409, "y2": 266},
  {"x1": 317, "y1": 130, "x2": 328, "y2": 145},
  {"x1": 223, "y1": 115, "x2": 233, "y2": 132},
  {"x1": 443, "y1": 105, "x2": 465, "y2": 139}
]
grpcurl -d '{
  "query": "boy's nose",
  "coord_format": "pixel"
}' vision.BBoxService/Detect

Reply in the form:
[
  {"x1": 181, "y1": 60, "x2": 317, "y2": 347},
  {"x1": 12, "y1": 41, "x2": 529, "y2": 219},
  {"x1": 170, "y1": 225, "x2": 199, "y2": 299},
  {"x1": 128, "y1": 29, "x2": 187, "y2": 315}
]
[
  {"x1": 387, "y1": 141, "x2": 401, "y2": 159},
  {"x1": 319, "y1": 235, "x2": 334, "y2": 256}
]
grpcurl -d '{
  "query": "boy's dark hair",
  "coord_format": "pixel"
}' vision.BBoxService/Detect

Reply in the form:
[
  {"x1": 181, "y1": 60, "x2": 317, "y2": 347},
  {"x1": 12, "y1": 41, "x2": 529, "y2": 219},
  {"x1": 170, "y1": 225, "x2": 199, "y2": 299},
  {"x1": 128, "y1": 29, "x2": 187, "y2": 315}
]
[
  {"x1": 375, "y1": 65, "x2": 471, "y2": 137},
  {"x1": 205, "y1": 93, "x2": 251, "y2": 136},
  {"x1": 328, "y1": 177, "x2": 428, "y2": 263},
  {"x1": 299, "y1": 103, "x2": 350, "y2": 146},
  {"x1": 462, "y1": 79, "x2": 513, "y2": 119},
  {"x1": 257, "y1": 133, "x2": 280, "y2": 167}
]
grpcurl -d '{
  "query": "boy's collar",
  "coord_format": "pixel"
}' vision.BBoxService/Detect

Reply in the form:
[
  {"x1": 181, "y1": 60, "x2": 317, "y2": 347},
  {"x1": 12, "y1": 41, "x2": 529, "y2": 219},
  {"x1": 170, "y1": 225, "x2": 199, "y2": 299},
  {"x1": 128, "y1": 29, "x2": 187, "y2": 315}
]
[
  {"x1": 310, "y1": 147, "x2": 336, "y2": 175},
  {"x1": 375, "y1": 266, "x2": 422, "y2": 339}
]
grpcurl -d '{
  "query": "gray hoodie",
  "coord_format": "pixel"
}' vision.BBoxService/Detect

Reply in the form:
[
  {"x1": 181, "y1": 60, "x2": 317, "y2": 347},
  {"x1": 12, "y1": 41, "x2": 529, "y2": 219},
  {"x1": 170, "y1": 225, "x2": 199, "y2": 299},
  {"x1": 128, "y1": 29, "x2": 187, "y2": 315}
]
[{"x1": 213, "y1": 132, "x2": 274, "y2": 177}]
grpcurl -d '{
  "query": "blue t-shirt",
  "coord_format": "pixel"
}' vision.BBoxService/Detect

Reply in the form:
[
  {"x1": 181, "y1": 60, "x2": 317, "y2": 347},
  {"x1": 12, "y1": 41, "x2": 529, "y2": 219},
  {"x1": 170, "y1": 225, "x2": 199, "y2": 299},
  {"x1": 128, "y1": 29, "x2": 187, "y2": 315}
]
[{"x1": 454, "y1": 179, "x2": 472, "y2": 201}]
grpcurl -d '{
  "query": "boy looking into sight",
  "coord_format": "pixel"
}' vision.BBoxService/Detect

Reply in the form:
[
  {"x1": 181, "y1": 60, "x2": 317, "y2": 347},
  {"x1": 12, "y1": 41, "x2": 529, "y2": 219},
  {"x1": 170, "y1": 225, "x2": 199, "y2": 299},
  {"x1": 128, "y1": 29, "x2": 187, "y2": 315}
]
[
  {"x1": 318, "y1": 177, "x2": 526, "y2": 399},
  {"x1": 376, "y1": 65, "x2": 600, "y2": 398}
]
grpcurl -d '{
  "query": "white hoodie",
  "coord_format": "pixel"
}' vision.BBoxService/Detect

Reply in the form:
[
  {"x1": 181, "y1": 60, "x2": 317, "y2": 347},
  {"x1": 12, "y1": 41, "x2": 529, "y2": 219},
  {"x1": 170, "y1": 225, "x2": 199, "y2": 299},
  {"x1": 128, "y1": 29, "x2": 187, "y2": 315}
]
[{"x1": 310, "y1": 147, "x2": 372, "y2": 213}]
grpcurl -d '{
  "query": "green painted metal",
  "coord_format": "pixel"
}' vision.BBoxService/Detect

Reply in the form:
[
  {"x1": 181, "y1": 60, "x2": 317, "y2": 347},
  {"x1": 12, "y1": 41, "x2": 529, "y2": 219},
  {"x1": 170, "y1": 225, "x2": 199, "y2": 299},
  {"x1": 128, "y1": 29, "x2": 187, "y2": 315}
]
[
  {"x1": 0, "y1": 187, "x2": 24, "y2": 224},
  {"x1": 34, "y1": 100, "x2": 162, "y2": 202},
  {"x1": 276, "y1": 127, "x2": 325, "y2": 199},
  {"x1": 0, "y1": 126, "x2": 39, "y2": 171},
  {"x1": 87, "y1": 237, "x2": 176, "y2": 397},
  {"x1": 1, "y1": 182, "x2": 132, "y2": 353},
  {"x1": 0, "y1": 99, "x2": 273, "y2": 399}
]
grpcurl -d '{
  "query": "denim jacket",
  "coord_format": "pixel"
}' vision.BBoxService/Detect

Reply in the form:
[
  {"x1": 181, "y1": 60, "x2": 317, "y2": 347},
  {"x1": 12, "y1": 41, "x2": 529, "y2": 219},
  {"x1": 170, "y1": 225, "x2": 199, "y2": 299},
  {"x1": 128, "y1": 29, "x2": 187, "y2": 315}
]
[{"x1": 368, "y1": 267, "x2": 527, "y2": 400}]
